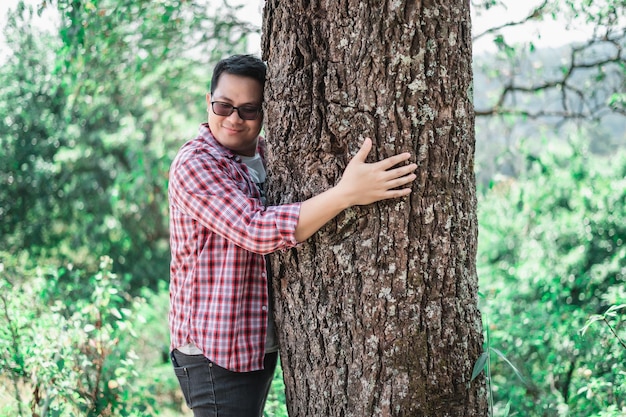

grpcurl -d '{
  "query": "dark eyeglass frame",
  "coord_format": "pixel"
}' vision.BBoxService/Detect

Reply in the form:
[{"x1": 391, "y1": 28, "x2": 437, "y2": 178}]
[{"x1": 210, "y1": 101, "x2": 262, "y2": 120}]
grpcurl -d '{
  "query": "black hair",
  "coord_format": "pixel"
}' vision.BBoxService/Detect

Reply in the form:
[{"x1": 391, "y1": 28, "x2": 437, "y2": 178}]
[{"x1": 210, "y1": 54, "x2": 267, "y2": 95}]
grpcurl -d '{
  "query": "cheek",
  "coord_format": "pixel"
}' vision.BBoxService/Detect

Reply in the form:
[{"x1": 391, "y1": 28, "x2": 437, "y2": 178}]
[
  {"x1": 208, "y1": 114, "x2": 220, "y2": 130},
  {"x1": 250, "y1": 120, "x2": 263, "y2": 135}
]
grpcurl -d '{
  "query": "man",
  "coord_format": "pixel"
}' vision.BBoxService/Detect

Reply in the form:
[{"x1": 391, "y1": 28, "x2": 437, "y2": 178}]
[{"x1": 168, "y1": 54, "x2": 417, "y2": 417}]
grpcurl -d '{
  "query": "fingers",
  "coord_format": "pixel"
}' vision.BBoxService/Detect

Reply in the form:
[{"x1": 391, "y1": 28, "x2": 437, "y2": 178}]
[
  {"x1": 352, "y1": 138, "x2": 373, "y2": 163},
  {"x1": 374, "y1": 168, "x2": 416, "y2": 195},
  {"x1": 376, "y1": 151, "x2": 413, "y2": 170},
  {"x1": 384, "y1": 187, "x2": 413, "y2": 199},
  {"x1": 344, "y1": 138, "x2": 417, "y2": 205},
  {"x1": 383, "y1": 163, "x2": 418, "y2": 181},
  {"x1": 386, "y1": 173, "x2": 417, "y2": 190},
  {"x1": 352, "y1": 138, "x2": 413, "y2": 170}
]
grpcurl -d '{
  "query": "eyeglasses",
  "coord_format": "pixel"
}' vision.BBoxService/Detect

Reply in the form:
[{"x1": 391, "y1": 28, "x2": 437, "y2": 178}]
[{"x1": 210, "y1": 101, "x2": 262, "y2": 120}]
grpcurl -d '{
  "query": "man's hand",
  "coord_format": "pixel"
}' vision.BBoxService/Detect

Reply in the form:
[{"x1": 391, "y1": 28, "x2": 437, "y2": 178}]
[
  {"x1": 337, "y1": 138, "x2": 417, "y2": 207},
  {"x1": 294, "y1": 138, "x2": 417, "y2": 242}
]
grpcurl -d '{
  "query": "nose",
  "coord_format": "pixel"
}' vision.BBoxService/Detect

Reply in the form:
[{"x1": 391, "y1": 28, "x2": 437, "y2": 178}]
[{"x1": 226, "y1": 109, "x2": 244, "y2": 122}]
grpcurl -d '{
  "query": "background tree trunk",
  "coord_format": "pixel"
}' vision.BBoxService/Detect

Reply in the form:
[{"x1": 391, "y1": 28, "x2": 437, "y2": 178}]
[{"x1": 262, "y1": 1, "x2": 487, "y2": 415}]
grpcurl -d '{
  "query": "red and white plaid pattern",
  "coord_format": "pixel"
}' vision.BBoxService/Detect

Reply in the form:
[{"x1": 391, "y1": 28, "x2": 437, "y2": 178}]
[{"x1": 168, "y1": 124, "x2": 300, "y2": 372}]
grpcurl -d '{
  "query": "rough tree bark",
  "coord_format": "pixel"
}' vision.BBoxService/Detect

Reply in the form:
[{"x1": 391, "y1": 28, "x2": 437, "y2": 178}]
[{"x1": 262, "y1": 1, "x2": 487, "y2": 416}]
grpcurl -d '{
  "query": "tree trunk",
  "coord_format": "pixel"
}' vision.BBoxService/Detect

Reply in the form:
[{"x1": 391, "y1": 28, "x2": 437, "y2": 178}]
[{"x1": 262, "y1": 1, "x2": 487, "y2": 416}]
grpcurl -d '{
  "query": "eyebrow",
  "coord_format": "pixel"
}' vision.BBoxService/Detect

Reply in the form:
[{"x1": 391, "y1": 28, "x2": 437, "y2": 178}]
[{"x1": 212, "y1": 95, "x2": 262, "y2": 107}]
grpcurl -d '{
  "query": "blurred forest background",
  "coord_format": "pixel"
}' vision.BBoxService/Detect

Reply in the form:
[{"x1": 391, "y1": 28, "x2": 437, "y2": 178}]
[{"x1": 0, "y1": 0, "x2": 624, "y2": 416}]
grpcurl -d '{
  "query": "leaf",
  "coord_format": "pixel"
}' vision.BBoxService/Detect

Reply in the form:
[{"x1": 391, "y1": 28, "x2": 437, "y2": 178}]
[
  {"x1": 471, "y1": 351, "x2": 489, "y2": 381},
  {"x1": 605, "y1": 304, "x2": 626, "y2": 316},
  {"x1": 502, "y1": 400, "x2": 511, "y2": 417},
  {"x1": 490, "y1": 347, "x2": 527, "y2": 386},
  {"x1": 110, "y1": 307, "x2": 122, "y2": 319},
  {"x1": 580, "y1": 314, "x2": 604, "y2": 335},
  {"x1": 581, "y1": 304, "x2": 626, "y2": 335}
]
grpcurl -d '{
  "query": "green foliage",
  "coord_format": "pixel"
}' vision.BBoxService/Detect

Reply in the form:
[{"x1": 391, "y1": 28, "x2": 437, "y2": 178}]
[
  {"x1": 477, "y1": 138, "x2": 626, "y2": 416},
  {"x1": 472, "y1": 314, "x2": 527, "y2": 417},
  {"x1": 0, "y1": 0, "x2": 255, "y2": 291},
  {"x1": 0, "y1": 253, "x2": 154, "y2": 416},
  {"x1": 581, "y1": 304, "x2": 626, "y2": 350},
  {"x1": 265, "y1": 360, "x2": 289, "y2": 417},
  {"x1": 0, "y1": 1, "x2": 283, "y2": 415}
]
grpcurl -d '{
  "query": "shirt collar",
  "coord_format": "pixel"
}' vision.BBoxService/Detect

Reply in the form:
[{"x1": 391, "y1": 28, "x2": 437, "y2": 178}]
[{"x1": 198, "y1": 123, "x2": 236, "y2": 159}]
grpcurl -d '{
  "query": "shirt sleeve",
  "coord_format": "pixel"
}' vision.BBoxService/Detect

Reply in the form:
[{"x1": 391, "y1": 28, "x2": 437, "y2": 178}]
[{"x1": 169, "y1": 149, "x2": 301, "y2": 255}]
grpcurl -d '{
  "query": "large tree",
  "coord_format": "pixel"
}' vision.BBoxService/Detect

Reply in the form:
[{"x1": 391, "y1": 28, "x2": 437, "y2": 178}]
[{"x1": 262, "y1": 0, "x2": 487, "y2": 415}]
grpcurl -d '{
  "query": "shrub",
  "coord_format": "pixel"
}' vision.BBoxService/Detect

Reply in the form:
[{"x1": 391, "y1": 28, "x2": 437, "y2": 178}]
[
  {"x1": 477, "y1": 140, "x2": 626, "y2": 416},
  {"x1": 0, "y1": 253, "x2": 154, "y2": 416}
]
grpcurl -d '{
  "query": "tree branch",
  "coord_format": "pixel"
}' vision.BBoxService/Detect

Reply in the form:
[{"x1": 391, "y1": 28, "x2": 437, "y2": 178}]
[
  {"x1": 475, "y1": 33, "x2": 625, "y2": 120},
  {"x1": 472, "y1": 0, "x2": 550, "y2": 42}
]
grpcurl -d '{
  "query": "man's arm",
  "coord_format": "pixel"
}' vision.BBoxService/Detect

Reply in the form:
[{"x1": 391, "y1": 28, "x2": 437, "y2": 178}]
[
  {"x1": 169, "y1": 145, "x2": 301, "y2": 255},
  {"x1": 294, "y1": 138, "x2": 417, "y2": 242}
]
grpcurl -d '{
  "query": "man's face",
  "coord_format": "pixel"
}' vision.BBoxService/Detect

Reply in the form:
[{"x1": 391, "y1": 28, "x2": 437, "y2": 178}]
[{"x1": 207, "y1": 73, "x2": 263, "y2": 157}]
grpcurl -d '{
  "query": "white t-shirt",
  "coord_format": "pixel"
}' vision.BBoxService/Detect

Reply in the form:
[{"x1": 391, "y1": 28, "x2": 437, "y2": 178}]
[{"x1": 241, "y1": 153, "x2": 278, "y2": 353}]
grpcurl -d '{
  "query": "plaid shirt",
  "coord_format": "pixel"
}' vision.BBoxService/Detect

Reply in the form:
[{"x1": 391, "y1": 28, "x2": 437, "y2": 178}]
[{"x1": 168, "y1": 124, "x2": 301, "y2": 372}]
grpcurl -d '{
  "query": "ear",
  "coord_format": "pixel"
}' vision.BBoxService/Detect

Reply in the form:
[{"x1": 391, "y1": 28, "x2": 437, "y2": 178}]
[{"x1": 206, "y1": 93, "x2": 211, "y2": 107}]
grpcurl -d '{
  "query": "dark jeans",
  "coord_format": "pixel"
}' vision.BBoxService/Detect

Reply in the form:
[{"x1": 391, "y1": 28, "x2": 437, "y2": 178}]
[{"x1": 171, "y1": 349, "x2": 278, "y2": 417}]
